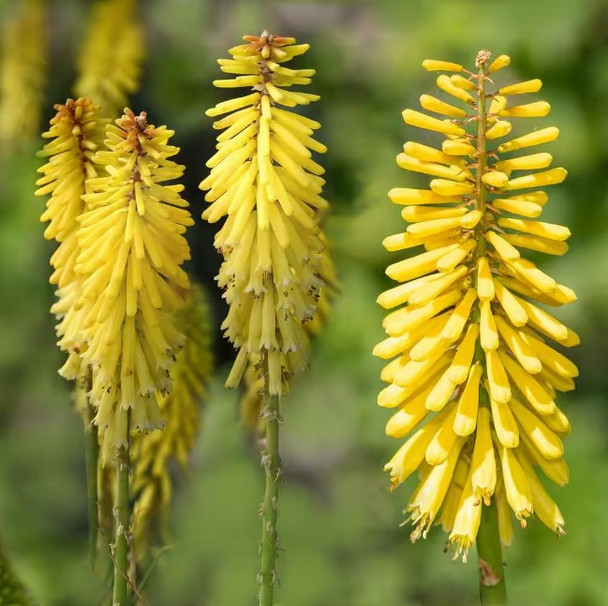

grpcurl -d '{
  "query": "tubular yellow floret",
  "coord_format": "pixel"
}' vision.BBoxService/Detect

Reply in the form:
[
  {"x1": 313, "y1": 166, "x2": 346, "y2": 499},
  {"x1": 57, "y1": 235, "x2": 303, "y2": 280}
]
[
  {"x1": 201, "y1": 31, "x2": 329, "y2": 397},
  {"x1": 75, "y1": 0, "x2": 144, "y2": 118},
  {"x1": 376, "y1": 50, "x2": 576, "y2": 559},
  {"x1": 77, "y1": 108, "x2": 193, "y2": 459}
]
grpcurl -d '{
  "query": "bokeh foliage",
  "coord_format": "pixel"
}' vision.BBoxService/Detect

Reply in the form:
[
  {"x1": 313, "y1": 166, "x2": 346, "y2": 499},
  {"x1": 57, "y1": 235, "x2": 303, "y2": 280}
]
[{"x1": 1, "y1": 0, "x2": 608, "y2": 605}]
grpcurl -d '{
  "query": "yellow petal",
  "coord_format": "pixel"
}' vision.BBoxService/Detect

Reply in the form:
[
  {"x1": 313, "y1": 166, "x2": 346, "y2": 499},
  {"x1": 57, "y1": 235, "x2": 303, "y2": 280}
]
[
  {"x1": 500, "y1": 444, "x2": 533, "y2": 524},
  {"x1": 422, "y1": 59, "x2": 464, "y2": 72},
  {"x1": 397, "y1": 153, "x2": 465, "y2": 180},
  {"x1": 420, "y1": 94, "x2": 467, "y2": 118},
  {"x1": 476, "y1": 257, "x2": 495, "y2": 300},
  {"x1": 498, "y1": 79, "x2": 543, "y2": 96},
  {"x1": 492, "y1": 197, "x2": 543, "y2": 218},
  {"x1": 385, "y1": 243, "x2": 459, "y2": 282},
  {"x1": 450, "y1": 74, "x2": 476, "y2": 90},
  {"x1": 498, "y1": 217, "x2": 570, "y2": 241},
  {"x1": 503, "y1": 233, "x2": 568, "y2": 256},
  {"x1": 486, "y1": 231, "x2": 520, "y2": 262},
  {"x1": 510, "y1": 398, "x2": 564, "y2": 459},
  {"x1": 453, "y1": 362, "x2": 482, "y2": 436},
  {"x1": 485, "y1": 350, "x2": 511, "y2": 403},
  {"x1": 403, "y1": 141, "x2": 463, "y2": 165},
  {"x1": 441, "y1": 288, "x2": 477, "y2": 341},
  {"x1": 436, "y1": 75, "x2": 475, "y2": 104},
  {"x1": 447, "y1": 323, "x2": 479, "y2": 384},
  {"x1": 488, "y1": 54, "x2": 511, "y2": 74},
  {"x1": 429, "y1": 179, "x2": 474, "y2": 196},
  {"x1": 497, "y1": 127, "x2": 560, "y2": 153},
  {"x1": 436, "y1": 239, "x2": 476, "y2": 272},
  {"x1": 499, "y1": 101, "x2": 550, "y2": 118},
  {"x1": 495, "y1": 316, "x2": 542, "y2": 374},
  {"x1": 442, "y1": 139, "x2": 476, "y2": 156},
  {"x1": 480, "y1": 300, "x2": 499, "y2": 351},
  {"x1": 402, "y1": 109, "x2": 466, "y2": 137},
  {"x1": 486, "y1": 120, "x2": 512, "y2": 139},
  {"x1": 470, "y1": 406, "x2": 496, "y2": 504},
  {"x1": 490, "y1": 392, "x2": 519, "y2": 448},
  {"x1": 499, "y1": 351, "x2": 555, "y2": 415},
  {"x1": 388, "y1": 187, "x2": 460, "y2": 205}
]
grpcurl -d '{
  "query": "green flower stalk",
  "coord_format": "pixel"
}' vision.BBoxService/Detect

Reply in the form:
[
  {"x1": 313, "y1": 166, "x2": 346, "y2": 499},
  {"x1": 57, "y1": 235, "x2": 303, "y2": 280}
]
[
  {"x1": 375, "y1": 51, "x2": 578, "y2": 602},
  {"x1": 0, "y1": 0, "x2": 46, "y2": 147},
  {"x1": 201, "y1": 31, "x2": 329, "y2": 606},
  {"x1": 75, "y1": 0, "x2": 144, "y2": 118}
]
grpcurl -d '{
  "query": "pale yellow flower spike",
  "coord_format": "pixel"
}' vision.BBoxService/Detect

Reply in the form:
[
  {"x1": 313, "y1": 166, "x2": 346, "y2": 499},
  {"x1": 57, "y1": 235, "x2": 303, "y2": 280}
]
[
  {"x1": 201, "y1": 31, "x2": 329, "y2": 397},
  {"x1": 131, "y1": 284, "x2": 213, "y2": 562},
  {"x1": 77, "y1": 108, "x2": 193, "y2": 460},
  {"x1": 36, "y1": 98, "x2": 106, "y2": 379},
  {"x1": 376, "y1": 51, "x2": 577, "y2": 560},
  {"x1": 0, "y1": 0, "x2": 46, "y2": 147},
  {"x1": 75, "y1": 0, "x2": 144, "y2": 118}
]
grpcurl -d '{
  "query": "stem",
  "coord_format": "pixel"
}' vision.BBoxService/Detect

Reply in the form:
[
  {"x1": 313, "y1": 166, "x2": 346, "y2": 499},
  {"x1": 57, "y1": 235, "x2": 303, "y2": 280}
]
[
  {"x1": 84, "y1": 399, "x2": 100, "y2": 567},
  {"x1": 477, "y1": 500, "x2": 507, "y2": 604},
  {"x1": 473, "y1": 51, "x2": 506, "y2": 605},
  {"x1": 258, "y1": 392, "x2": 281, "y2": 606},
  {"x1": 112, "y1": 414, "x2": 131, "y2": 606}
]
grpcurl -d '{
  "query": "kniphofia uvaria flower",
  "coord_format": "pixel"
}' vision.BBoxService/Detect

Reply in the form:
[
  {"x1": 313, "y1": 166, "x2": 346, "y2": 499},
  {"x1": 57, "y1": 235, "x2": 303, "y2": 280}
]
[
  {"x1": 77, "y1": 108, "x2": 193, "y2": 460},
  {"x1": 374, "y1": 52, "x2": 577, "y2": 582},
  {"x1": 0, "y1": 0, "x2": 46, "y2": 146},
  {"x1": 75, "y1": 0, "x2": 143, "y2": 118},
  {"x1": 201, "y1": 32, "x2": 329, "y2": 606},
  {"x1": 36, "y1": 98, "x2": 105, "y2": 379}
]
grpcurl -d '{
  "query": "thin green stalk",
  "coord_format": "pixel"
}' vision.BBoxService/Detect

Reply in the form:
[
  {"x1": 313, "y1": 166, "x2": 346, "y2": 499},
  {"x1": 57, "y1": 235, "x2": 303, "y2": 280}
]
[
  {"x1": 477, "y1": 500, "x2": 507, "y2": 604},
  {"x1": 473, "y1": 50, "x2": 506, "y2": 605},
  {"x1": 258, "y1": 392, "x2": 281, "y2": 606},
  {"x1": 84, "y1": 399, "x2": 99, "y2": 567},
  {"x1": 112, "y1": 415, "x2": 131, "y2": 606}
]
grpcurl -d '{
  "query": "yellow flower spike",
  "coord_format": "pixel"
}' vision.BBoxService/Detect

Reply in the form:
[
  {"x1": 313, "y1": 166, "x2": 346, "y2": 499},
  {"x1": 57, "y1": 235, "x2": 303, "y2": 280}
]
[
  {"x1": 75, "y1": 0, "x2": 144, "y2": 118},
  {"x1": 77, "y1": 108, "x2": 193, "y2": 456},
  {"x1": 377, "y1": 51, "x2": 577, "y2": 559},
  {"x1": 36, "y1": 99, "x2": 106, "y2": 379},
  {"x1": 420, "y1": 94, "x2": 467, "y2": 118},
  {"x1": 0, "y1": 0, "x2": 46, "y2": 147},
  {"x1": 470, "y1": 407, "x2": 497, "y2": 504},
  {"x1": 422, "y1": 59, "x2": 464, "y2": 72},
  {"x1": 485, "y1": 120, "x2": 512, "y2": 140},
  {"x1": 202, "y1": 32, "x2": 328, "y2": 396},
  {"x1": 498, "y1": 126, "x2": 560, "y2": 153},
  {"x1": 488, "y1": 54, "x2": 511, "y2": 73},
  {"x1": 453, "y1": 362, "x2": 482, "y2": 436},
  {"x1": 449, "y1": 465, "x2": 483, "y2": 562},
  {"x1": 131, "y1": 284, "x2": 213, "y2": 562}
]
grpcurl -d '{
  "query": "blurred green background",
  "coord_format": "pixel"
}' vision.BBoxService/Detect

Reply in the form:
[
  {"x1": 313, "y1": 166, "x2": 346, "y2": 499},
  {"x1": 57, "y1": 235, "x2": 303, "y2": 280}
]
[{"x1": 1, "y1": 0, "x2": 608, "y2": 604}]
